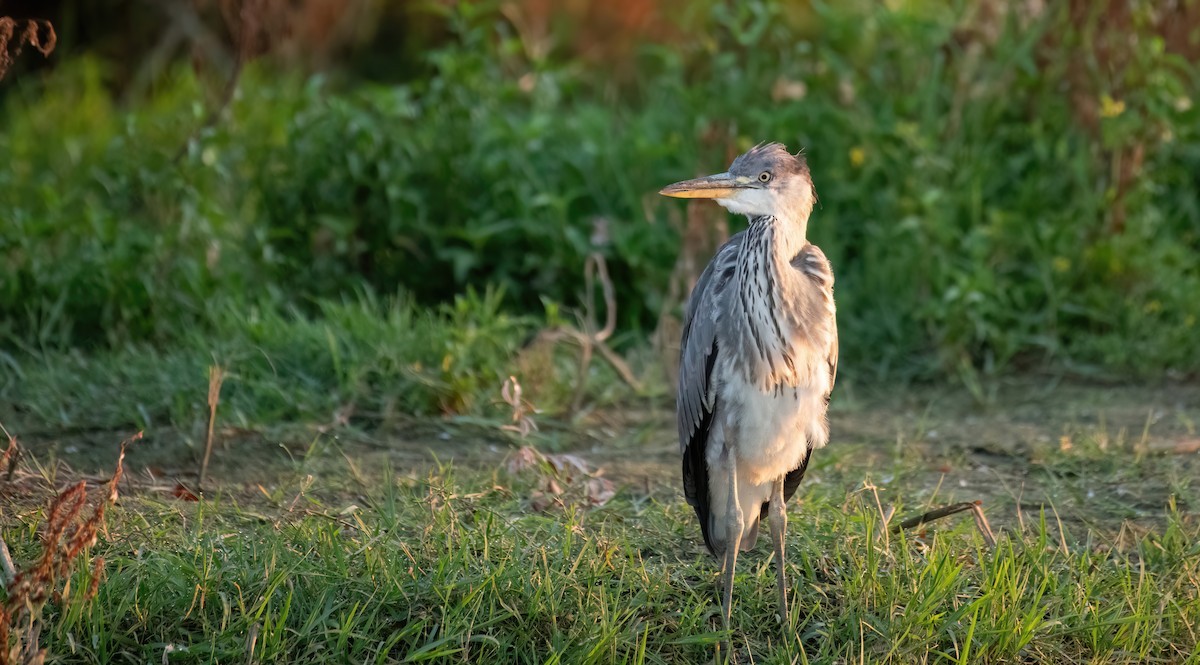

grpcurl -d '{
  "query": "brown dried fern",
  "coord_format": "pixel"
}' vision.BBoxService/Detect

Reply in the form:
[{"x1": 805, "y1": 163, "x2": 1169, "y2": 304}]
[
  {"x1": 0, "y1": 432, "x2": 136, "y2": 665},
  {"x1": 0, "y1": 18, "x2": 55, "y2": 81}
]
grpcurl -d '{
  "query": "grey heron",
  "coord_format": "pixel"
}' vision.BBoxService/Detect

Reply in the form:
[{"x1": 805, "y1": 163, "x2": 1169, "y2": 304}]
[{"x1": 660, "y1": 142, "x2": 838, "y2": 630}]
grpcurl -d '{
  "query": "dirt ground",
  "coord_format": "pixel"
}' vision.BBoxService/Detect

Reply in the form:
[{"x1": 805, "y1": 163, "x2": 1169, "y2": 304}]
[
  {"x1": 582, "y1": 379, "x2": 1200, "y2": 537},
  {"x1": 10, "y1": 379, "x2": 1200, "y2": 540}
]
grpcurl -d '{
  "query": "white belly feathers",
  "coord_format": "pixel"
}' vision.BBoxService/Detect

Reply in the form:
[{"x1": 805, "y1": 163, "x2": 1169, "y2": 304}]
[
  {"x1": 708, "y1": 355, "x2": 831, "y2": 487},
  {"x1": 702, "y1": 348, "x2": 831, "y2": 550}
]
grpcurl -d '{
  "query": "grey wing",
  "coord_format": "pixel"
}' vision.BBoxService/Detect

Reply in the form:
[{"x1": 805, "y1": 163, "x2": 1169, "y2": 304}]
[
  {"x1": 808, "y1": 244, "x2": 838, "y2": 402},
  {"x1": 789, "y1": 242, "x2": 838, "y2": 403},
  {"x1": 676, "y1": 232, "x2": 744, "y2": 454},
  {"x1": 678, "y1": 232, "x2": 743, "y2": 555}
]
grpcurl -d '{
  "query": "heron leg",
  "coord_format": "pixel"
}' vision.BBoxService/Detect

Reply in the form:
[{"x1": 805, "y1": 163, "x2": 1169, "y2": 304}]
[
  {"x1": 769, "y1": 477, "x2": 789, "y2": 626},
  {"x1": 721, "y1": 452, "x2": 743, "y2": 633}
]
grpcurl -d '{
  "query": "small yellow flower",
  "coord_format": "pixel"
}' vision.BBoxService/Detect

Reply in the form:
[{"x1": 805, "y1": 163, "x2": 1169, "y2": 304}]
[
  {"x1": 441, "y1": 355, "x2": 453, "y2": 371},
  {"x1": 1144, "y1": 300, "x2": 1162, "y2": 314},
  {"x1": 849, "y1": 147, "x2": 866, "y2": 167},
  {"x1": 1100, "y1": 94, "x2": 1126, "y2": 119},
  {"x1": 1052, "y1": 257, "x2": 1071, "y2": 273}
]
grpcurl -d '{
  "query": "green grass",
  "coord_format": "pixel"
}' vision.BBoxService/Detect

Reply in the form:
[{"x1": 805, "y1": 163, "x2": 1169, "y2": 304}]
[
  {"x1": 4, "y1": 432, "x2": 1198, "y2": 665},
  {"x1": 0, "y1": 288, "x2": 593, "y2": 434}
]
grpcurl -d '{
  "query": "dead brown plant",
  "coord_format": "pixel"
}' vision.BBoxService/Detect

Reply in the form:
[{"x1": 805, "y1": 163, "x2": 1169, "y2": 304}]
[
  {"x1": 532, "y1": 247, "x2": 643, "y2": 414},
  {"x1": 0, "y1": 17, "x2": 55, "y2": 81},
  {"x1": 500, "y1": 376, "x2": 538, "y2": 439},
  {"x1": 0, "y1": 431, "x2": 137, "y2": 665}
]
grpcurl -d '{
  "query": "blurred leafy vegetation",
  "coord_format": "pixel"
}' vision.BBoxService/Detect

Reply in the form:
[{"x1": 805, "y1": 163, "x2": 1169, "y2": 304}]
[{"x1": 1, "y1": 0, "x2": 1198, "y2": 413}]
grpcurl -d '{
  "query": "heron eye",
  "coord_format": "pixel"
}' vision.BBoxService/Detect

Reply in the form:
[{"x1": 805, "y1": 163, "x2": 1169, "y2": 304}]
[{"x1": 758, "y1": 171, "x2": 772, "y2": 183}]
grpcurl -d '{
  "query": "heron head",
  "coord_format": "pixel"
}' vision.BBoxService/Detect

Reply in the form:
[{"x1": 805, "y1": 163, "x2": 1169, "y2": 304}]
[{"x1": 659, "y1": 142, "x2": 815, "y2": 221}]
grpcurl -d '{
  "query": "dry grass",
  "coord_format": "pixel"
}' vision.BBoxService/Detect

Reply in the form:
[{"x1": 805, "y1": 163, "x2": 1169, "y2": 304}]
[
  {"x1": 0, "y1": 431, "x2": 132, "y2": 665},
  {"x1": 199, "y1": 365, "x2": 226, "y2": 488}
]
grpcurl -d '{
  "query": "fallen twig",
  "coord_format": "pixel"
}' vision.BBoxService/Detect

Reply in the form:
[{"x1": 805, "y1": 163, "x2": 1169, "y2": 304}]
[{"x1": 891, "y1": 500, "x2": 997, "y2": 547}]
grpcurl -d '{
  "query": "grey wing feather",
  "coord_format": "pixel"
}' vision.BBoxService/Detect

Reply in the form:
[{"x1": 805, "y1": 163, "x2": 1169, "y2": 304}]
[
  {"x1": 790, "y1": 242, "x2": 838, "y2": 400},
  {"x1": 677, "y1": 232, "x2": 744, "y2": 453},
  {"x1": 811, "y1": 245, "x2": 838, "y2": 401}
]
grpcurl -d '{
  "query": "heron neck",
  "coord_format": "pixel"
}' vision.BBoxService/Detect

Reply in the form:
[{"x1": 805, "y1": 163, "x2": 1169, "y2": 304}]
[
  {"x1": 732, "y1": 213, "x2": 810, "y2": 389},
  {"x1": 749, "y1": 214, "x2": 808, "y2": 264}
]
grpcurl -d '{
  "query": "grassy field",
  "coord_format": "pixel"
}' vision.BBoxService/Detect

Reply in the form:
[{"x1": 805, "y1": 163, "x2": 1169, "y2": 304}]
[{"x1": 2, "y1": 381, "x2": 1198, "y2": 664}]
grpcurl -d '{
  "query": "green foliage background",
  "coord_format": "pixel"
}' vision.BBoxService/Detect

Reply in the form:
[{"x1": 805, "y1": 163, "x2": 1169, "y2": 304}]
[{"x1": 2, "y1": 0, "x2": 1198, "y2": 393}]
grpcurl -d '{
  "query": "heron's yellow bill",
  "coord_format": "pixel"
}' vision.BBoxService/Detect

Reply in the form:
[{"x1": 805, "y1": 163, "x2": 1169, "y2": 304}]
[{"x1": 659, "y1": 172, "x2": 744, "y2": 199}]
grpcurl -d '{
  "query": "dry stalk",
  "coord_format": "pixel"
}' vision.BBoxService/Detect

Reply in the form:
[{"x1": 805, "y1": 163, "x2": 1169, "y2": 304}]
[
  {"x1": 535, "y1": 251, "x2": 642, "y2": 413},
  {"x1": 169, "y1": 0, "x2": 275, "y2": 162},
  {"x1": 0, "y1": 541, "x2": 14, "y2": 591},
  {"x1": 0, "y1": 426, "x2": 18, "y2": 483},
  {"x1": 890, "y1": 500, "x2": 997, "y2": 548},
  {"x1": 0, "y1": 431, "x2": 136, "y2": 664},
  {"x1": 858, "y1": 481, "x2": 892, "y2": 548},
  {"x1": 500, "y1": 376, "x2": 538, "y2": 439},
  {"x1": 199, "y1": 365, "x2": 226, "y2": 488},
  {"x1": 0, "y1": 428, "x2": 19, "y2": 586}
]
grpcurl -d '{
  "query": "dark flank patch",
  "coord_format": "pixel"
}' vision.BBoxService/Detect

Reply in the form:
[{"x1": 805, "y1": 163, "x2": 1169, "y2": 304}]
[
  {"x1": 761, "y1": 440, "x2": 816, "y2": 519},
  {"x1": 683, "y1": 340, "x2": 720, "y2": 556}
]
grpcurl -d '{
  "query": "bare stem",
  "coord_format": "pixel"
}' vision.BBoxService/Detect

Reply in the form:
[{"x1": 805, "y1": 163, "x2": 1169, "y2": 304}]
[
  {"x1": 537, "y1": 251, "x2": 643, "y2": 413},
  {"x1": 200, "y1": 365, "x2": 226, "y2": 488},
  {"x1": 891, "y1": 500, "x2": 997, "y2": 547},
  {"x1": 0, "y1": 537, "x2": 15, "y2": 586}
]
